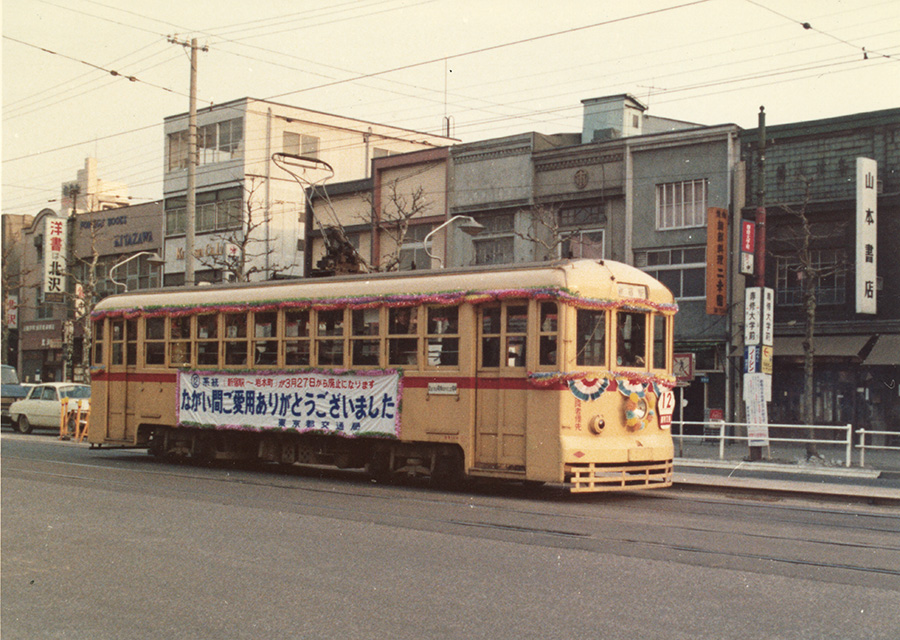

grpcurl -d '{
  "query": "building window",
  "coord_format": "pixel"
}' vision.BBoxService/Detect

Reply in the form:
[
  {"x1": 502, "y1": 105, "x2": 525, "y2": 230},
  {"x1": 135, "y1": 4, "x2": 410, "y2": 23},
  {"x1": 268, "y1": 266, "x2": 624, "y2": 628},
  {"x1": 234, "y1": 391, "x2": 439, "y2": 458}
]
[
  {"x1": 167, "y1": 118, "x2": 243, "y2": 172},
  {"x1": 656, "y1": 179, "x2": 708, "y2": 229},
  {"x1": 283, "y1": 132, "x2": 300, "y2": 155},
  {"x1": 473, "y1": 213, "x2": 515, "y2": 265},
  {"x1": 775, "y1": 249, "x2": 847, "y2": 306},
  {"x1": 562, "y1": 230, "x2": 604, "y2": 259},
  {"x1": 399, "y1": 224, "x2": 432, "y2": 270},
  {"x1": 165, "y1": 187, "x2": 242, "y2": 236},
  {"x1": 301, "y1": 135, "x2": 319, "y2": 158},
  {"x1": 637, "y1": 246, "x2": 705, "y2": 300}
]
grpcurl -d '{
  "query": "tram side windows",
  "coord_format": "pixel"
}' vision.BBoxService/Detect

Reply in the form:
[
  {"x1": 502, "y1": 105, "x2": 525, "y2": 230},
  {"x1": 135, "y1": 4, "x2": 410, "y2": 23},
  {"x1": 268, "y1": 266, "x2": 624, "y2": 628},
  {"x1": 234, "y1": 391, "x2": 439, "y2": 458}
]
[
  {"x1": 653, "y1": 315, "x2": 667, "y2": 370},
  {"x1": 351, "y1": 308, "x2": 380, "y2": 367},
  {"x1": 92, "y1": 319, "x2": 104, "y2": 365},
  {"x1": 317, "y1": 309, "x2": 345, "y2": 367},
  {"x1": 224, "y1": 313, "x2": 248, "y2": 366},
  {"x1": 197, "y1": 314, "x2": 219, "y2": 366},
  {"x1": 126, "y1": 319, "x2": 138, "y2": 365},
  {"x1": 576, "y1": 309, "x2": 606, "y2": 367},
  {"x1": 426, "y1": 306, "x2": 459, "y2": 367},
  {"x1": 505, "y1": 303, "x2": 527, "y2": 368},
  {"x1": 616, "y1": 312, "x2": 647, "y2": 368},
  {"x1": 253, "y1": 311, "x2": 278, "y2": 366},
  {"x1": 145, "y1": 317, "x2": 166, "y2": 366},
  {"x1": 169, "y1": 316, "x2": 192, "y2": 367},
  {"x1": 284, "y1": 309, "x2": 311, "y2": 367},
  {"x1": 481, "y1": 305, "x2": 501, "y2": 368},
  {"x1": 388, "y1": 307, "x2": 419, "y2": 366},
  {"x1": 538, "y1": 302, "x2": 558, "y2": 366}
]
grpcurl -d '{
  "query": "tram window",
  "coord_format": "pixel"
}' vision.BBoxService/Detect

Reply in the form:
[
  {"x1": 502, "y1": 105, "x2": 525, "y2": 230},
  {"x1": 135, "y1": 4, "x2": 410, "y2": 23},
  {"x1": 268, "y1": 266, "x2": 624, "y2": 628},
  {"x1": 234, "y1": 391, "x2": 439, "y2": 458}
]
[
  {"x1": 169, "y1": 316, "x2": 192, "y2": 367},
  {"x1": 225, "y1": 313, "x2": 247, "y2": 338},
  {"x1": 617, "y1": 312, "x2": 646, "y2": 367},
  {"x1": 539, "y1": 302, "x2": 558, "y2": 366},
  {"x1": 285, "y1": 310, "x2": 310, "y2": 367},
  {"x1": 427, "y1": 307, "x2": 459, "y2": 367},
  {"x1": 388, "y1": 307, "x2": 418, "y2": 335},
  {"x1": 388, "y1": 308, "x2": 419, "y2": 366},
  {"x1": 481, "y1": 306, "x2": 501, "y2": 368},
  {"x1": 93, "y1": 319, "x2": 104, "y2": 364},
  {"x1": 317, "y1": 309, "x2": 345, "y2": 366},
  {"x1": 653, "y1": 315, "x2": 667, "y2": 370},
  {"x1": 576, "y1": 310, "x2": 605, "y2": 367},
  {"x1": 145, "y1": 317, "x2": 166, "y2": 366},
  {"x1": 126, "y1": 320, "x2": 137, "y2": 365},
  {"x1": 224, "y1": 313, "x2": 248, "y2": 366},
  {"x1": 505, "y1": 304, "x2": 527, "y2": 368},
  {"x1": 351, "y1": 308, "x2": 381, "y2": 366},
  {"x1": 197, "y1": 314, "x2": 219, "y2": 366},
  {"x1": 253, "y1": 311, "x2": 278, "y2": 366}
]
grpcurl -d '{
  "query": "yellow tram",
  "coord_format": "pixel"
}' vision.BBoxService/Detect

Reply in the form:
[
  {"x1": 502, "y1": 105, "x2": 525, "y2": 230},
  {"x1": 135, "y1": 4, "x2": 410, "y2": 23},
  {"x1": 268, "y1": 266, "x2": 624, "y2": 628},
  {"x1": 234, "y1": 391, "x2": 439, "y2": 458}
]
[{"x1": 89, "y1": 259, "x2": 677, "y2": 492}]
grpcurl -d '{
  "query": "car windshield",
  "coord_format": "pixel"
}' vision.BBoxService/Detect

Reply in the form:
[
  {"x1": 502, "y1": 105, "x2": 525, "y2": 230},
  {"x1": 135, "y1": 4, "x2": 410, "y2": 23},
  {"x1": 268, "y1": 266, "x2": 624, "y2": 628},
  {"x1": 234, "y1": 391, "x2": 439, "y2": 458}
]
[{"x1": 59, "y1": 385, "x2": 91, "y2": 399}]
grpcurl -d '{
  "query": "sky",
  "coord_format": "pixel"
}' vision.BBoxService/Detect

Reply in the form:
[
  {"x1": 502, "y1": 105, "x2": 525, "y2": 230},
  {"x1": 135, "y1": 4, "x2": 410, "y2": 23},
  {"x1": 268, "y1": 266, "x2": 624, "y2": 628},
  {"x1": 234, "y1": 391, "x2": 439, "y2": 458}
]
[{"x1": 2, "y1": 0, "x2": 899, "y2": 218}]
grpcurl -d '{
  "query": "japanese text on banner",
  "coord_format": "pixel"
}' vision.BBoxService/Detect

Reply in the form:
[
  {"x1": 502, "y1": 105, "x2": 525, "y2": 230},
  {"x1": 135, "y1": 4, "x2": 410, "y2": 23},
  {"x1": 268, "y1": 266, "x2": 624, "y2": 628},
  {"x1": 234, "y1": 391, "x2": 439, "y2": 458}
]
[{"x1": 177, "y1": 370, "x2": 401, "y2": 437}]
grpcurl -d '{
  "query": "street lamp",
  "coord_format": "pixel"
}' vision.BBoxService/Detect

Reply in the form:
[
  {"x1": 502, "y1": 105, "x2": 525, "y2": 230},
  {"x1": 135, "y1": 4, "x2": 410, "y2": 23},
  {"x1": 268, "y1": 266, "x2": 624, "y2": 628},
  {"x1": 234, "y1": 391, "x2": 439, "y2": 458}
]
[
  {"x1": 423, "y1": 215, "x2": 484, "y2": 268},
  {"x1": 109, "y1": 251, "x2": 165, "y2": 292}
]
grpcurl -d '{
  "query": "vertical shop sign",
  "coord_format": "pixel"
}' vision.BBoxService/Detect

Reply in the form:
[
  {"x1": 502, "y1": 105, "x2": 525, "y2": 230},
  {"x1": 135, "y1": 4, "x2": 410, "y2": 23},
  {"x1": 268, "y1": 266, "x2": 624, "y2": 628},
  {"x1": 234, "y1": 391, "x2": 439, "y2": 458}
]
[
  {"x1": 43, "y1": 216, "x2": 67, "y2": 295},
  {"x1": 856, "y1": 158, "x2": 877, "y2": 314},
  {"x1": 706, "y1": 207, "x2": 728, "y2": 315}
]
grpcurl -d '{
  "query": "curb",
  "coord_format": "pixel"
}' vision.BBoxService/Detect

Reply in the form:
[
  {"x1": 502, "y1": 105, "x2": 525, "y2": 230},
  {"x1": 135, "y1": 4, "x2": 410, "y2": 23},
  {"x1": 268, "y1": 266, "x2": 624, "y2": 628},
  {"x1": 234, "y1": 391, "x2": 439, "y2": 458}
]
[{"x1": 675, "y1": 457, "x2": 882, "y2": 479}]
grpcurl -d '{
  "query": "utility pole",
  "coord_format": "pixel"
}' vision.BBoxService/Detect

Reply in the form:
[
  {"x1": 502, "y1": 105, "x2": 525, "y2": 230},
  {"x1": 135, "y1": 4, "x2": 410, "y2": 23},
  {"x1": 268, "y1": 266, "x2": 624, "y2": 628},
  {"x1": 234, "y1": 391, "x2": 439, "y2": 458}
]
[{"x1": 168, "y1": 36, "x2": 207, "y2": 286}]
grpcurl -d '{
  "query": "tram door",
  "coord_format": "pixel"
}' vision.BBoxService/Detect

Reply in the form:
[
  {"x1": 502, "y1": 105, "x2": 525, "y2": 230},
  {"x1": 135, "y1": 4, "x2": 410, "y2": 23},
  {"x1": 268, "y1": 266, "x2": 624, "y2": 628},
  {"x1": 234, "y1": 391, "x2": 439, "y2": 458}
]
[
  {"x1": 106, "y1": 319, "x2": 136, "y2": 442},
  {"x1": 474, "y1": 303, "x2": 528, "y2": 471}
]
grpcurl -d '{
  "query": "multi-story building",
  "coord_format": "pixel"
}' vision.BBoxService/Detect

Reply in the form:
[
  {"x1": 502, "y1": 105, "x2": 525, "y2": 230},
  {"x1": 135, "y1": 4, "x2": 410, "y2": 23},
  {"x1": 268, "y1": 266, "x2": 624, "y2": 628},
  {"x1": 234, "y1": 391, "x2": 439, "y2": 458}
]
[
  {"x1": 1, "y1": 213, "x2": 34, "y2": 367},
  {"x1": 741, "y1": 108, "x2": 900, "y2": 438},
  {"x1": 16, "y1": 201, "x2": 163, "y2": 383},
  {"x1": 162, "y1": 97, "x2": 455, "y2": 284}
]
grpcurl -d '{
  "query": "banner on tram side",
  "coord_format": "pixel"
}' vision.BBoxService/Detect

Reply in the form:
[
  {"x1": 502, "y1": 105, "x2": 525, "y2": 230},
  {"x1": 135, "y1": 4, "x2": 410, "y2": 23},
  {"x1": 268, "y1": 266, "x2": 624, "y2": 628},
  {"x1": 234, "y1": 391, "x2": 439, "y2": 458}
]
[{"x1": 176, "y1": 370, "x2": 401, "y2": 437}]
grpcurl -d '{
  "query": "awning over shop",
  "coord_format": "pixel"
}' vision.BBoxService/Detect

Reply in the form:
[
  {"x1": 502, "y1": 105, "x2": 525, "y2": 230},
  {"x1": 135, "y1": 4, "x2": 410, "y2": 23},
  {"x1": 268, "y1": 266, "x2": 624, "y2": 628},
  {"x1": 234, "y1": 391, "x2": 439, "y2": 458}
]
[
  {"x1": 863, "y1": 334, "x2": 900, "y2": 366},
  {"x1": 774, "y1": 335, "x2": 871, "y2": 358}
]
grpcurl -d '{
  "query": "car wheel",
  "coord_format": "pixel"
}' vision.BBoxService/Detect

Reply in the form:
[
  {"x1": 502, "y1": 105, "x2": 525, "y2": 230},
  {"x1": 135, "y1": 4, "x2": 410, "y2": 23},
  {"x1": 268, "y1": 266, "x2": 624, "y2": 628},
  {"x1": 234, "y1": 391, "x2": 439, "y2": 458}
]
[{"x1": 17, "y1": 415, "x2": 33, "y2": 434}]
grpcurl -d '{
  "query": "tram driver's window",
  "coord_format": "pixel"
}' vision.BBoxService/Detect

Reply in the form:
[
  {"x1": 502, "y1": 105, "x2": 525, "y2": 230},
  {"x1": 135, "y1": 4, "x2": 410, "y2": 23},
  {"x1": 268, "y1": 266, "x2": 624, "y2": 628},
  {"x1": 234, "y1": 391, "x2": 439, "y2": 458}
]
[
  {"x1": 617, "y1": 312, "x2": 646, "y2": 367},
  {"x1": 653, "y1": 315, "x2": 667, "y2": 370},
  {"x1": 576, "y1": 310, "x2": 605, "y2": 367},
  {"x1": 538, "y1": 302, "x2": 558, "y2": 366}
]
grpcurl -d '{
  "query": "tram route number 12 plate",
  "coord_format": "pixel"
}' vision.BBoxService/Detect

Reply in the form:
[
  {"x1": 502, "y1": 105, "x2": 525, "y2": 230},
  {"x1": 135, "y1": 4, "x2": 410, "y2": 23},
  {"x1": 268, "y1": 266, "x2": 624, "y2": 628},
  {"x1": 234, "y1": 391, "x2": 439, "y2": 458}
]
[{"x1": 657, "y1": 390, "x2": 675, "y2": 429}]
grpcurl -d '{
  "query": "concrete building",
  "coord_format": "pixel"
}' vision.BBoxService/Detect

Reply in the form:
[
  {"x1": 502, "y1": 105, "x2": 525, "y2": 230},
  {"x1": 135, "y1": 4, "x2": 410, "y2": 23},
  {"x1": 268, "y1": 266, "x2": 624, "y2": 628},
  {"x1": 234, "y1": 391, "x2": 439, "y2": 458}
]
[
  {"x1": 741, "y1": 107, "x2": 900, "y2": 440},
  {"x1": 162, "y1": 97, "x2": 455, "y2": 284}
]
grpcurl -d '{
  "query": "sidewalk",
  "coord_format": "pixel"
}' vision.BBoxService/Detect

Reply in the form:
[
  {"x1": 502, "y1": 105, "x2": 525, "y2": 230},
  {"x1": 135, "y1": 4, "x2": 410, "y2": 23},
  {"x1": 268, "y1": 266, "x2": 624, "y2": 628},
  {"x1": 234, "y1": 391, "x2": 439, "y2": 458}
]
[{"x1": 673, "y1": 443, "x2": 900, "y2": 505}]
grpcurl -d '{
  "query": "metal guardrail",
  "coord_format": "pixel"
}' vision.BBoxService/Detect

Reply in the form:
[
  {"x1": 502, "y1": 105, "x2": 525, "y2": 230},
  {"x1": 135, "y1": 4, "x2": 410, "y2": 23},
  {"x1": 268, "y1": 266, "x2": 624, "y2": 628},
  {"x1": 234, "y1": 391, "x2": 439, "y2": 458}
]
[
  {"x1": 856, "y1": 428, "x2": 900, "y2": 468},
  {"x1": 673, "y1": 420, "x2": 853, "y2": 467}
]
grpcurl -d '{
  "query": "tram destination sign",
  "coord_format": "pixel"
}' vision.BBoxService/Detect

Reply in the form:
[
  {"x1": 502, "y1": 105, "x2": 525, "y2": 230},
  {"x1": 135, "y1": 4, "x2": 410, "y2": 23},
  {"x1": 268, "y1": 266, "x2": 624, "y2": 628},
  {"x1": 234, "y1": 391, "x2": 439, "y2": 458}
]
[{"x1": 177, "y1": 370, "x2": 401, "y2": 437}]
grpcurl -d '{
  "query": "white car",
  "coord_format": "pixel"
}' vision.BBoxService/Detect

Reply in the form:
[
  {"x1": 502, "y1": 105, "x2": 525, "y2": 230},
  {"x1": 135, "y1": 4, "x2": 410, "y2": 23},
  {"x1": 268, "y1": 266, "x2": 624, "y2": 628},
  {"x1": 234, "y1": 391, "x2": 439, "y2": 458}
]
[{"x1": 8, "y1": 383, "x2": 91, "y2": 434}]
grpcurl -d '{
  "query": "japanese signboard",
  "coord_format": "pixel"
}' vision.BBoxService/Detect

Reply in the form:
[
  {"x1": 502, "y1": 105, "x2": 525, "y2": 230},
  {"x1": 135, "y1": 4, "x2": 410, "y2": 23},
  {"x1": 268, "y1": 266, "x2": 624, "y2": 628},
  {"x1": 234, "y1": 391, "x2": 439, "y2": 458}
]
[
  {"x1": 705, "y1": 207, "x2": 728, "y2": 315},
  {"x1": 177, "y1": 370, "x2": 401, "y2": 437},
  {"x1": 744, "y1": 286, "x2": 773, "y2": 347},
  {"x1": 856, "y1": 157, "x2": 877, "y2": 315},
  {"x1": 740, "y1": 219, "x2": 755, "y2": 276},
  {"x1": 744, "y1": 372, "x2": 769, "y2": 446},
  {"x1": 43, "y1": 216, "x2": 67, "y2": 296},
  {"x1": 5, "y1": 293, "x2": 18, "y2": 330}
]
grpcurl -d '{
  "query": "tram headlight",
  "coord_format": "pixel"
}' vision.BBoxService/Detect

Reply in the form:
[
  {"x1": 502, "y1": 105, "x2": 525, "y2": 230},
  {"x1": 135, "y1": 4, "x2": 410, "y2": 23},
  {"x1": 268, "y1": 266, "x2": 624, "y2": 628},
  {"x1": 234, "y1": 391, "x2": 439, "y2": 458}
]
[{"x1": 588, "y1": 415, "x2": 606, "y2": 435}]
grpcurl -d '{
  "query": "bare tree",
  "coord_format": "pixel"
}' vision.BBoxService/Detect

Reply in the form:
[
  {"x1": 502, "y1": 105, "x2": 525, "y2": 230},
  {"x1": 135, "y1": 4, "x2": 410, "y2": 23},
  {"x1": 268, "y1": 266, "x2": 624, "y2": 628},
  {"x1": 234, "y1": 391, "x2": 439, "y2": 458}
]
[
  {"x1": 196, "y1": 179, "x2": 297, "y2": 282},
  {"x1": 770, "y1": 176, "x2": 850, "y2": 459},
  {"x1": 363, "y1": 179, "x2": 431, "y2": 272},
  {"x1": 515, "y1": 203, "x2": 603, "y2": 262}
]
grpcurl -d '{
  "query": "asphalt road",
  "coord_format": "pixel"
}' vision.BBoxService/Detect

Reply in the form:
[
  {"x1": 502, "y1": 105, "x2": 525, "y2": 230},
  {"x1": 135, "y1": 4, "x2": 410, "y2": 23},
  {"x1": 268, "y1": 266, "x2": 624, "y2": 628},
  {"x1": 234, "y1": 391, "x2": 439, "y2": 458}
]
[{"x1": 3, "y1": 432, "x2": 900, "y2": 640}]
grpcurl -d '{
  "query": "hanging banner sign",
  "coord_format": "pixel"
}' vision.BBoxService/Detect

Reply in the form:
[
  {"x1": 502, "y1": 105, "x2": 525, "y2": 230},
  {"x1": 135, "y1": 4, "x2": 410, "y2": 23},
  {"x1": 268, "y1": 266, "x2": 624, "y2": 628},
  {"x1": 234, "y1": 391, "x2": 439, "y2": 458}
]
[
  {"x1": 177, "y1": 370, "x2": 401, "y2": 437},
  {"x1": 706, "y1": 207, "x2": 728, "y2": 315},
  {"x1": 856, "y1": 158, "x2": 877, "y2": 314},
  {"x1": 43, "y1": 216, "x2": 68, "y2": 295},
  {"x1": 744, "y1": 287, "x2": 761, "y2": 346},
  {"x1": 740, "y1": 219, "x2": 755, "y2": 276}
]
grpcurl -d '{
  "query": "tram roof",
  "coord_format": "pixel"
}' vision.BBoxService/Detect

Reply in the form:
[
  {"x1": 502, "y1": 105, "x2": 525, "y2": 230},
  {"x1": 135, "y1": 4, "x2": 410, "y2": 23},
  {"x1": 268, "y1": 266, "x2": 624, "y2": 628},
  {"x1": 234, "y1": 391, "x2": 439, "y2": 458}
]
[{"x1": 93, "y1": 259, "x2": 676, "y2": 317}]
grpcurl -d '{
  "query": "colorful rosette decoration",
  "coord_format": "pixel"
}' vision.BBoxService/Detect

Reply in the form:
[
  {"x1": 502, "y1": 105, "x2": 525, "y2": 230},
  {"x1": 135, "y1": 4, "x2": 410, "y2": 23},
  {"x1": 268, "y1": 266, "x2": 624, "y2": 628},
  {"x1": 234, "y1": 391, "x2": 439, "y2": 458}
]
[{"x1": 567, "y1": 377, "x2": 611, "y2": 401}]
